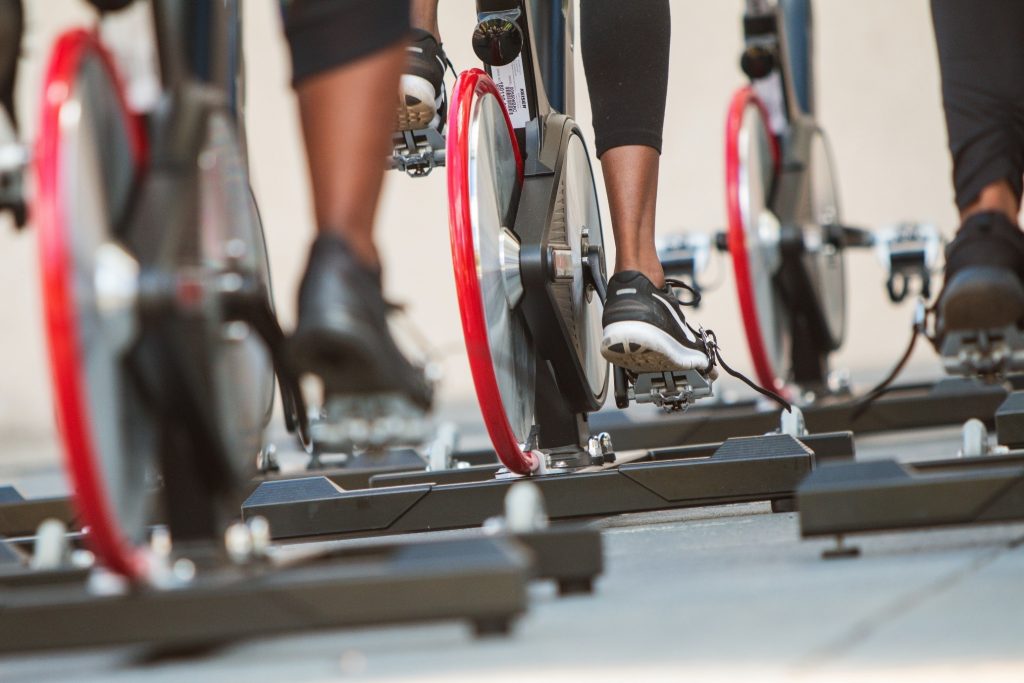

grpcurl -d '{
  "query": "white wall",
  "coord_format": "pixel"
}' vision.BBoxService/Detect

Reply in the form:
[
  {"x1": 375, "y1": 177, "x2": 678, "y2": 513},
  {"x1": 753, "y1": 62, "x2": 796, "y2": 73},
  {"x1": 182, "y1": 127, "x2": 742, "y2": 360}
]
[{"x1": 0, "y1": 0, "x2": 956, "y2": 439}]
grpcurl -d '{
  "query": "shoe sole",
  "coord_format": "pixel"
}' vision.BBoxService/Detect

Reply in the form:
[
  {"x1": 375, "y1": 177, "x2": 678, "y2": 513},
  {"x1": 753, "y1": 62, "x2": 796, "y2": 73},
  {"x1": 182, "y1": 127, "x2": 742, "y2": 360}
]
[
  {"x1": 601, "y1": 321, "x2": 710, "y2": 373},
  {"x1": 397, "y1": 75, "x2": 439, "y2": 131},
  {"x1": 941, "y1": 266, "x2": 1024, "y2": 332}
]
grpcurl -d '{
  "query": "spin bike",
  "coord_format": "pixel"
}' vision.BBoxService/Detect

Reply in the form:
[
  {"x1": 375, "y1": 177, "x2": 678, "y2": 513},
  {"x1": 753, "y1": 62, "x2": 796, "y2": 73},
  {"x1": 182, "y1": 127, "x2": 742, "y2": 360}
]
[
  {"x1": 25, "y1": 2, "x2": 530, "y2": 645},
  {"x1": 445, "y1": 0, "x2": 745, "y2": 475},
  {"x1": 35, "y1": 0, "x2": 298, "y2": 579},
  {"x1": 724, "y1": 0, "x2": 1013, "y2": 398},
  {"x1": 242, "y1": 1, "x2": 864, "y2": 541},
  {"x1": 720, "y1": 0, "x2": 849, "y2": 400},
  {"x1": 584, "y1": 0, "x2": 1002, "y2": 451}
]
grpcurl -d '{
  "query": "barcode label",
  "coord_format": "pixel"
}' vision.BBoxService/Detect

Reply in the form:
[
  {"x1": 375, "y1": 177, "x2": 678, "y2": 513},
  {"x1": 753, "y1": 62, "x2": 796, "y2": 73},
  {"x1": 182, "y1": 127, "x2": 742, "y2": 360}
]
[{"x1": 491, "y1": 55, "x2": 530, "y2": 129}]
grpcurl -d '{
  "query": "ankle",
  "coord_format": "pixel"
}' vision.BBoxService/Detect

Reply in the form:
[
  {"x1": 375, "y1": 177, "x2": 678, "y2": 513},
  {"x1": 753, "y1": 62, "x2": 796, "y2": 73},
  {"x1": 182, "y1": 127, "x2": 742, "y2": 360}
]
[
  {"x1": 641, "y1": 260, "x2": 665, "y2": 288},
  {"x1": 961, "y1": 182, "x2": 1019, "y2": 226},
  {"x1": 316, "y1": 228, "x2": 381, "y2": 273},
  {"x1": 614, "y1": 257, "x2": 664, "y2": 288}
]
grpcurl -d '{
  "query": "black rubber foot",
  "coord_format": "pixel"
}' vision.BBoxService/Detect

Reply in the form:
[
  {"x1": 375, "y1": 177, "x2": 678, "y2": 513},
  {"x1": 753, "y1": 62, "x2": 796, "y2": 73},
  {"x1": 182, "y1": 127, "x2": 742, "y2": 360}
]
[
  {"x1": 771, "y1": 498, "x2": 797, "y2": 513},
  {"x1": 822, "y1": 545, "x2": 861, "y2": 560},
  {"x1": 473, "y1": 617, "x2": 514, "y2": 638},
  {"x1": 557, "y1": 577, "x2": 595, "y2": 596}
]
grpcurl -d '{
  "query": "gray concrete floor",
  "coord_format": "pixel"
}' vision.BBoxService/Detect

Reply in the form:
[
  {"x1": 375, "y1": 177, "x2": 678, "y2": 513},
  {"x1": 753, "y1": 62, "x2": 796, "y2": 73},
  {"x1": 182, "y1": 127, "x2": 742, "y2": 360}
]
[{"x1": 1, "y1": 416, "x2": 1023, "y2": 682}]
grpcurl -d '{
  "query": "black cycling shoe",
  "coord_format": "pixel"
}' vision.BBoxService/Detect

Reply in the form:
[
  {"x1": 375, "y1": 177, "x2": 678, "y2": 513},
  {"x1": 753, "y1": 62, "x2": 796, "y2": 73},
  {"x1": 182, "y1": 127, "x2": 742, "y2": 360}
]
[
  {"x1": 290, "y1": 234, "x2": 433, "y2": 410},
  {"x1": 600, "y1": 271, "x2": 711, "y2": 373},
  {"x1": 937, "y1": 211, "x2": 1024, "y2": 337},
  {"x1": 397, "y1": 29, "x2": 448, "y2": 132}
]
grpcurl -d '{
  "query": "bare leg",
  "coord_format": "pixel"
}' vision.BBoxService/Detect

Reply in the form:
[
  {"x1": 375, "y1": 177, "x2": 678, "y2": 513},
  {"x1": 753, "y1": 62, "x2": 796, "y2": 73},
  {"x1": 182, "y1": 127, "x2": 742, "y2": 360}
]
[
  {"x1": 410, "y1": 0, "x2": 439, "y2": 39},
  {"x1": 296, "y1": 45, "x2": 406, "y2": 270},
  {"x1": 601, "y1": 146, "x2": 665, "y2": 287},
  {"x1": 581, "y1": 0, "x2": 671, "y2": 289},
  {"x1": 961, "y1": 180, "x2": 1019, "y2": 224}
]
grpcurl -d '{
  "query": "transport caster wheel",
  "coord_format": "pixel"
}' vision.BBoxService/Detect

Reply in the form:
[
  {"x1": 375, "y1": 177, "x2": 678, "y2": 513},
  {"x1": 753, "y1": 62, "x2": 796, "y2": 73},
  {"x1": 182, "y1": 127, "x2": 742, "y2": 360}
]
[
  {"x1": 504, "y1": 481, "x2": 547, "y2": 533},
  {"x1": 31, "y1": 519, "x2": 69, "y2": 570},
  {"x1": 557, "y1": 577, "x2": 594, "y2": 596},
  {"x1": 448, "y1": 69, "x2": 537, "y2": 475},
  {"x1": 960, "y1": 418, "x2": 988, "y2": 457},
  {"x1": 473, "y1": 617, "x2": 513, "y2": 638}
]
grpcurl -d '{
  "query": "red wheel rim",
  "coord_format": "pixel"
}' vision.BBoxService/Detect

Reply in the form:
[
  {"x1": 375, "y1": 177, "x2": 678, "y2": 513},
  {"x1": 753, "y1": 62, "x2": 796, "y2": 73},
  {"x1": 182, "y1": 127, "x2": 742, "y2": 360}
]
[
  {"x1": 447, "y1": 69, "x2": 538, "y2": 475},
  {"x1": 35, "y1": 29, "x2": 147, "y2": 579},
  {"x1": 724, "y1": 86, "x2": 788, "y2": 396}
]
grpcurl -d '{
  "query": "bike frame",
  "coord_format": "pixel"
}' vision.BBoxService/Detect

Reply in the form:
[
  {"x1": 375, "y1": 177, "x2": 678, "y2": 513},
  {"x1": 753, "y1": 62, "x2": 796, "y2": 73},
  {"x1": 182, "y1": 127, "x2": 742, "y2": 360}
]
[
  {"x1": 741, "y1": 0, "x2": 844, "y2": 390},
  {"x1": 475, "y1": 0, "x2": 574, "y2": 161},
  {"x1": 743, "y1": 0, "x2": 810, "y2": 135},
  {"x1": 469, "y1": 0, "x2": 612, "y2": 461},
  {"x1": 151, "y1": 0, "x2": 244, "y2": 115}
]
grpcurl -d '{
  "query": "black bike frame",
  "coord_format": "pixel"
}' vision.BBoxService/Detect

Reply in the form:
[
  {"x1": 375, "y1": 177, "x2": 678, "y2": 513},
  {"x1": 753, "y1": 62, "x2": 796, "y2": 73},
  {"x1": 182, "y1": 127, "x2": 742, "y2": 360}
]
[
  {"x1": 151, "y1": 0, "x2": 246, "y2": 131},
  {"x1": 476, "y1": 0, "x2": 574, "y2": 155},
  {"x1": 743, "y1": 0, "x2": 843, "y2": 389},
  {"x1": 743, "y1": 0, "x2": 805, "y2": 134}
]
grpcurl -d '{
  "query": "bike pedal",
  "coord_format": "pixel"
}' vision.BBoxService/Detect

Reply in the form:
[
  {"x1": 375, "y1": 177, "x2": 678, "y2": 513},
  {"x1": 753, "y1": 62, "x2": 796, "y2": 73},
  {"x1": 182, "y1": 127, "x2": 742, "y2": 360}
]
[
  {"x1": 309, "y1": 393, "x2": 433, "y2": 452},
  {"x1": 875, "y1": 222, "x2": 943, "y2": 302},
  {"x1": 628, "y1": 368, "x2": 715, "y2": 412},
  {"x1": 939, "y1": 324, "x2": 1024, "y2": 378},
  {"x1": 389, "y1": 127, "x2": 446, "y2": 178}
]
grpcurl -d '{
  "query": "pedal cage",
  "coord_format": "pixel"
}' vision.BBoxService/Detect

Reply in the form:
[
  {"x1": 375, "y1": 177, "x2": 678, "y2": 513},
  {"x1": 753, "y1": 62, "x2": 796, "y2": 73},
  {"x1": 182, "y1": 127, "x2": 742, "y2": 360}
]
[
  {"x1": 389, "y1": 127, "x2": 446, "y2": 177},
  {"x1": 310, "y1": 393, "x2": 432, "y2": 453},
  {"x1": 939, "y1": 324, "x2": 1024, "y2": 379},
  {"x1": 876, "y1": 222, "x2": 942, "y2": 303},
  {"x1": 627, "y1": 368, "x2": 714, "y2": 413}
]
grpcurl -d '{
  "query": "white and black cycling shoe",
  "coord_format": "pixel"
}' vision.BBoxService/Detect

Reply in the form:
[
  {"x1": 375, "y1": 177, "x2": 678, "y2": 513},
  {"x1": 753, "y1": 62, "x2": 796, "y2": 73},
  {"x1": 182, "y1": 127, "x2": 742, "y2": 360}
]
[
  {"x1": 397, "y1": 29, "x2": 449, "y2": 132},
  {"x1": 600, "y1": 271, "x2": 712, "y2": 374}
]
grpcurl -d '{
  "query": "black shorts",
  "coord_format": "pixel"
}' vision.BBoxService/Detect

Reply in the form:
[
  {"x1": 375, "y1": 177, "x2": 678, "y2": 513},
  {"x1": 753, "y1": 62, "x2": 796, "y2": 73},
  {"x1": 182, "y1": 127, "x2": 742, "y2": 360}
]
[
  {"x1": 282, "y1": 0, "x2": 410, "y2": 86},
  {"x1": 932, "y1": 0, "x2": 1024, "y2": 210},
  {"x1": 283, "y1": 0, "x2": 671, "y2": 157}
]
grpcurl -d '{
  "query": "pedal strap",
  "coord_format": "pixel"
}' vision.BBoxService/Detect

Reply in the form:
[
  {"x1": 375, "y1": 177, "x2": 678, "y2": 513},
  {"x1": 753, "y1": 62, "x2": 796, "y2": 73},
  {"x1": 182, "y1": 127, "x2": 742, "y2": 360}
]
[{"x1": 703, "y1": 328, "x2": 792, "y2": 413}]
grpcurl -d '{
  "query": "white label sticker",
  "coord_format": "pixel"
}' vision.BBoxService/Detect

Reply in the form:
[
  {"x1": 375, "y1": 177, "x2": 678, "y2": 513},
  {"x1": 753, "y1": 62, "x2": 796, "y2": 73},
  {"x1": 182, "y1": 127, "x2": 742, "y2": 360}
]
[
  {"x1": 491, "y1": 55, "x2": 531, "y2": 129},
  {"x1": 752, "y1": 71, "x2": 788, "y2": 136}
]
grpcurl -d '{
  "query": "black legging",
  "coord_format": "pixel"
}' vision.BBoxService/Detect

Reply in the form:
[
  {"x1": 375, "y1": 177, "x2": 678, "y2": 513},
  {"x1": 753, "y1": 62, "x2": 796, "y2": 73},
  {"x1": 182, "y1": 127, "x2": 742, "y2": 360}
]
[
  {"x1": 932, "y1": 0, "x2": 1024, "y2": 211},
  {"x1": 283, "y1": 0, "x2": 410, "y2": 86},
  {"x1": 283, "y1": 0, "x2": 671, "y2": 157},
  {"x1": 581, "y1": 0, "x2": 671, "y2": 158}
]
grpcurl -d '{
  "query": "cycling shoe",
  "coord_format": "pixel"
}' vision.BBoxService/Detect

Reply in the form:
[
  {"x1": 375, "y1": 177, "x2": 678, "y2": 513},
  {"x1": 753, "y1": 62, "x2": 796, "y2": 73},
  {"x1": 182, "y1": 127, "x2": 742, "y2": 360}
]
[
  {"x1": 290, "y1": 233, "x2": 433, "y2": 410},
  {"x1": 937, "y1": 211, "x2": 1024, "y2": 335}
]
